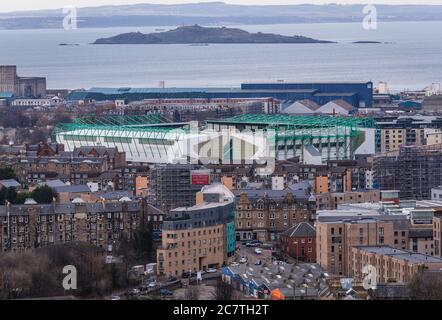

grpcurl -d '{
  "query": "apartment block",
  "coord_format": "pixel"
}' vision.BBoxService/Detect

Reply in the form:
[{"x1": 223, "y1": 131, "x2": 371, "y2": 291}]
[
  {"x1": 434, "y1": 213, "x2": 442, "y2": 257},
  {"x1": 350, "y1": 246, "x2": 442, "y2": 283},
  {"x1": 316, "y1": 189, "x2": 380, "y2": 210},
  {"x1": 316, "y1": 216, "x2": 409, "y2": 276},
  {"x1": 157, "y1": 184, "x2": 235, "y2": 277}
]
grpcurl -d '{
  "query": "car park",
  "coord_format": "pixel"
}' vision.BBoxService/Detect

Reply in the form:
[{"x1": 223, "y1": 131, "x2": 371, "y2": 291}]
[{"x1": 254, "y1": 248, "x2": 263, "y2": 254}]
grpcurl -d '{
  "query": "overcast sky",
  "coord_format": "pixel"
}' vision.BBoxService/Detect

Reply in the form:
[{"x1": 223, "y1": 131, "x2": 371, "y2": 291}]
[{"x1": 1, "y1": 0, "x2": 441, "y2": 13}]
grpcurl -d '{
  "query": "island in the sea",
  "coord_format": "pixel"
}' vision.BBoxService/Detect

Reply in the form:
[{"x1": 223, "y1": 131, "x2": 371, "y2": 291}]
[{"x1": 93, "y1": 25, "x2": 335, "y2": 44}]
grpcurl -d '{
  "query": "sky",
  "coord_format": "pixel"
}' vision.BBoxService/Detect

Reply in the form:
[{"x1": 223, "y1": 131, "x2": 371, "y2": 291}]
[{"x1": 1, "y1": 0, "x2": 442, "y2": 13}]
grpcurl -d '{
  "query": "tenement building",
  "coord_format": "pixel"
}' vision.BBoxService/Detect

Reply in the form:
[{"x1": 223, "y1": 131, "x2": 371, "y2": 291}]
[
  {"x1": 0, "y1": 199, "x2": 146, "y2": 252},
  {"x1": 157, "y1": 184, "x2": 235, "y2": 277},
  {"x1": 234, "y1": 185, "x2": 317, "y2": 242}
]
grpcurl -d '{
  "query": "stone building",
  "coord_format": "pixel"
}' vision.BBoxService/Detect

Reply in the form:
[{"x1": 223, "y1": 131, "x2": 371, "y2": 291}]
[
  {"x1": 0, "y1": 65, "x2": 46, "y2": 98},
  {"x1": 0, "y1": 199, "x2": 147, "y2": 252},
  {"x1": 234, "y1": 185, "x2": 316, "y2": 242}
]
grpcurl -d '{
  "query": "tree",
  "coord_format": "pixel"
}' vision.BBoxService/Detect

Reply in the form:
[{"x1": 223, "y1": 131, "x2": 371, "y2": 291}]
[
  {"x1": 12, "y1": 192, "x2": 32, "y2": 205},
  {"x1": 31, "y1": 185, "x2": 57, "y2": 204},
  {"x1": 0, "y1": 168, "x2": 18, "y2": 181},
  {"x1": 120, "y1": 222, "x2": 154, "y2": 263},
  {"x1": 212, "y1": 278, "x2": 234, "y2": 300},
  {"x1": 28, "y1": 128, "x2": 48, "y2": 145},
  {"x1": 0, "y1": 187, "x2": 17, "y2": 205},
  {"x1": 185, "y1": 285, "x2": 200, "y2": 300},
  {"x1": 408, "y1": 271, "x2": 442, "y2": 300}
]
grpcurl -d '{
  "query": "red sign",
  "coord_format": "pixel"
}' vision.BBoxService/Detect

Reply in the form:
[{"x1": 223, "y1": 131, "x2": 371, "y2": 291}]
[{"x1": 191, "y1": 174, "x2": 210, "y2": 185}]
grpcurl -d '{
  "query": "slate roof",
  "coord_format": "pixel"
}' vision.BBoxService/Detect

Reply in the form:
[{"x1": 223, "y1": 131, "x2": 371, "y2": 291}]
[
  {"x1": 281, "y1": 222, "x2": 316, "y2": 238},
  {"x1": 0, "y1": 201, "x2": 142, "y2": 216},
  {"x1": 0, "y1": 179, "x2": 20, "y2": 188}
]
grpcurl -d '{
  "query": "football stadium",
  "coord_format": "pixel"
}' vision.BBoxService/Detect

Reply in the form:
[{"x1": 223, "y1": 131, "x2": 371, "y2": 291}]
[{"x1": 53, "y1": 114, "x2": 375, "y2": 164}]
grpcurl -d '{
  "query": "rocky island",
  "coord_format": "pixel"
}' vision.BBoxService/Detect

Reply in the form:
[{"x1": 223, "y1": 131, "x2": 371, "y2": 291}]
[{"x1": 93, "y1": 25, "x2": 334, "y2": 44}]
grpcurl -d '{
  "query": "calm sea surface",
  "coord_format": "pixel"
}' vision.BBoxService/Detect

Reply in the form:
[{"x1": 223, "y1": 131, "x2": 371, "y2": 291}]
[{"x1": 0, "y1": 21, "x2": 441, "y2": 90}]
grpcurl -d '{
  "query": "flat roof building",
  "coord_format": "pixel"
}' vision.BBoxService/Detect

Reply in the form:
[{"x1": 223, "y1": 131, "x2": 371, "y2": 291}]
[
  {"x1": 350, "y1": 246, "x2": 442, "y2": 283},
  {"x1": 65, "y1": 81, "x2": 374, "y2": 108}
]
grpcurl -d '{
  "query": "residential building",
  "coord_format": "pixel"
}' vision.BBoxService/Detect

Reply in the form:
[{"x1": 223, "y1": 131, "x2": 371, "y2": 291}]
[
  {"x1": 316, "y1": 189, "x2": 380, "y2": 210},
  {"x1": 434, "y1": 213, "x2": 442, "y2": 258},
  {"x1": 374, "y1": 144, "x2": 442, "y2": 200},
  {"x1": 0, "y1": 198, "x2": 147, "y2": 252},
  {"x1": 375, "y1": 116, "x2": 442, "y2": 153},
  {"x1": 316, "y1": 212, "x2": 410, "y2": 276},
  {"x1": 350, "y1": 246, "x2": 442, "y2": 283},
  {"x1": 280, "y1": 222, "x2": 316, "y2": 262},
  {"x1": 156, "y1": 184, "x2": 235, "y2": 277},
  {"x1": 148, "y1": 164, "x2": 210, "y2": 212},
  {"x1": 234, "y1": 185, "x2": 316, "y2": 242}
]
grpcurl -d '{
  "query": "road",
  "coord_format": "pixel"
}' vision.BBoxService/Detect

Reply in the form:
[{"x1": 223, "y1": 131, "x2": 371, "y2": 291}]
[{"x1": 234, "y1": 243, "x2": 273, "y2": 266}]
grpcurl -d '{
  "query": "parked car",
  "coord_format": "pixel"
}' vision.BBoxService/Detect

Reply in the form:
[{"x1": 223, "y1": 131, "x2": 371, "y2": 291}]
[
  {"x1": 111, "y1": 295, "x2": 121, "y2": 300},
  {"x1": 127, "y1": 288, "x2": 140, "y2": 296},
  {"x1": 254, "y1": 248, "x2": 263, "y2": 254},
  {"x1": 254, "y1": 260, "x2": 262, "y2": 265},
  {"x1": 182, "y1": 271, "x2": 192, "y2": 278},
  {"x1": 246, "y1": 240, "x2": 261, "y2": 247},
  {"x1": 206, "y1": 268, "x2": 217, "y2": 273},
  {"x1": 148, "y1": 281, "x2": 157, "y2": 288},
  {"x1": 239, "y1": 257, "x2": 247, "y2": 263},
  {"x1": 160, "y1": 289, "x2": 174, "y2": 297},
  {"x1": 139, "y1": 285, "x2": 149, "y2": 292},
  {"x1": 167, "y1": 276, "x2": 178, "y2": 283},
  {"x1": 230, "y1": 262, "x2": 240, "y2": 267}
]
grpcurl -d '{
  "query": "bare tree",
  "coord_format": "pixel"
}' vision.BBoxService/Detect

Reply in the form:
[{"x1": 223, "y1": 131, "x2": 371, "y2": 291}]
[
  {"x1": 212, "y1": 278, "x2": 234, "y2": 300},
  {"x1": 408, "y1": 271, "x2": 442, "y2": 300},
  {"x1": 185, "y1": 285, "x2": 200, "y2": 300}
]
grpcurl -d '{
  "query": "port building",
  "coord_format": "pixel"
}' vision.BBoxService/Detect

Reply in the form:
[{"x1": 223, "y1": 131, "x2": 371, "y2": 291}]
[{"x1": 65, "y1": 81, "x2": 373, "y2": 108}]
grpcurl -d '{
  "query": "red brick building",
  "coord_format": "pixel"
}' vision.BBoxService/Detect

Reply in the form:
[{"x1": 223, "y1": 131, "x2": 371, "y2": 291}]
[{"x1": 280, "y1": 222, "x2": 316, "y2": 263}]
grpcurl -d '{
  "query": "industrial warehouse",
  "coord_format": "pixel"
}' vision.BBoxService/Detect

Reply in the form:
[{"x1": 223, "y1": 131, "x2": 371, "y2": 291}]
[
  {"x1": 54, "y1": 113, "x2": 375, "y2": 165},
  {"x1": 65, "y1": 82, "x2": 374, "y2": 108}
]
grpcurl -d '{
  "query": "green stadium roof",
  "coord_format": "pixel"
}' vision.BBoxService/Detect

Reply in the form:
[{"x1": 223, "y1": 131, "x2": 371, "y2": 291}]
[
  {"x1": 207, "y1": 114, "x2": 375, "y2": 129},
  {"x1": 73, "y1": 114, "x2": 171, "y2": 126}
]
